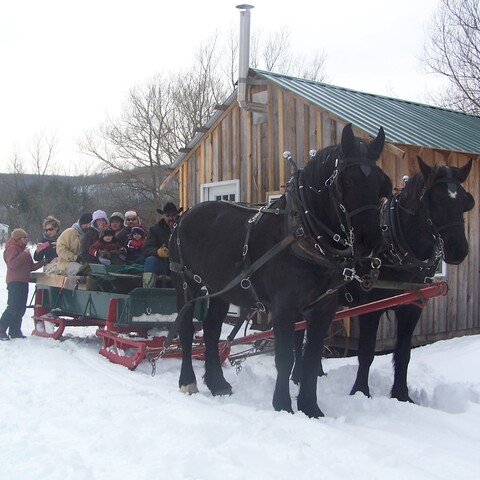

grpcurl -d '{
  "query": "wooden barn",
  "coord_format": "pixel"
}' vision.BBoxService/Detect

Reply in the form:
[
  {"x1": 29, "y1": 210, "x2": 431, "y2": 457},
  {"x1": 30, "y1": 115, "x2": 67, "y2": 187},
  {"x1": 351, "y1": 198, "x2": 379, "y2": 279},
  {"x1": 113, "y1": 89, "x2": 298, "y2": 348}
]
[{"x1": 160, "y1": 66, "x2": 480, "y2": 352}]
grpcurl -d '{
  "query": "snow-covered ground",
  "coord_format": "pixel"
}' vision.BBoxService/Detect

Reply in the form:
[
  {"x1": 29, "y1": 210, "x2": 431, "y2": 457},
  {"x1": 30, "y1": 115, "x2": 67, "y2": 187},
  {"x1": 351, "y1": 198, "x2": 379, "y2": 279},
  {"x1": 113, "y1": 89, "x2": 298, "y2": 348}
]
[{"x1": 0, "y1": 246, "x2": 479, "y2": 479}]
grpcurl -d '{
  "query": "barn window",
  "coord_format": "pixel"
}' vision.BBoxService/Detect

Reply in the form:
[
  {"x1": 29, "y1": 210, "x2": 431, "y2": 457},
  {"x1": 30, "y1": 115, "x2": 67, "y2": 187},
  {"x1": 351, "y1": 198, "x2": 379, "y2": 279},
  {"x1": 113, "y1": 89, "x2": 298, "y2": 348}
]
[{"x1": 200, "y1": 180, "x2": 240, "y2": 202}]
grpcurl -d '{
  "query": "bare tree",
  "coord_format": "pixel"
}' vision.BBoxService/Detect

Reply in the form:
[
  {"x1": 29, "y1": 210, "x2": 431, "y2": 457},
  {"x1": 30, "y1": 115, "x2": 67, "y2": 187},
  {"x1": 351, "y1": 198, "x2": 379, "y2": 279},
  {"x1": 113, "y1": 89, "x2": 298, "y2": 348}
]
[
  {"x1": 79, "y1": 74, "x2": 177, "y2": 210},
  {"x1": 28, "y1": 132, "x2": 57, "y2": 176},
  {"x1": 423, "y1": 0, "x2": 480, "y2": 113}
]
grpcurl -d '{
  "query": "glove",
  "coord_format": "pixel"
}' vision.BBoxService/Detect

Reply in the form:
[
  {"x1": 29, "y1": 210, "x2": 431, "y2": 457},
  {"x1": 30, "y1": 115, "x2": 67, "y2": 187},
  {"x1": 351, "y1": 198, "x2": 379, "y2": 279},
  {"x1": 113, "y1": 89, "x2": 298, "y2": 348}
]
[
  {"x1": 96, "y1": 249, "x2": 107, "y2": 258},
  {"x1": 157, "y1": 245, "x2": 169, "y2": 258},
  {"x1": 99, "y1": 257, "x2": 111, "y2": 266}
]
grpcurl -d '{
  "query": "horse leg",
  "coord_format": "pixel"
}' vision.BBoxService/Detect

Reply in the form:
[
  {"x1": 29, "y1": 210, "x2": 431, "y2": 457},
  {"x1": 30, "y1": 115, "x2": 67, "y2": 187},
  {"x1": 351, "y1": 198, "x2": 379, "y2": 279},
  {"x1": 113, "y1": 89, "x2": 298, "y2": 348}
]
[
  {"x1": 271, "y1": 307, "x2": 298, "y2": 414},
  {"x1": 291, "y1": 329, "x2": 305, "y2": 385},
  {"x1": 203, "y1": 298, "x2": 232, "y2": 396},
  {"x1": 391, "y1": 304, "x2": 422, "y2": 402},
  {"x1": 178, "y1": 303, "x2": 198, "y2": 394},
  {"x1": 297, "y1": 295, "x2": 337, "y2": 418},
  {"x1": 350, "y1": 311, "x2": 382, "y2": 397}
]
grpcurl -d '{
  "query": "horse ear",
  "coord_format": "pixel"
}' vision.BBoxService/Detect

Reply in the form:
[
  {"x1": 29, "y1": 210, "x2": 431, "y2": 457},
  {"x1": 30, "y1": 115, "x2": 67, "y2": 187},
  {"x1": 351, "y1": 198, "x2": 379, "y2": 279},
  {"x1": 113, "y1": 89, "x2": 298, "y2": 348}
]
[
  {"x1": 368, "y1": 127, "x2": 385, "y2": 160},
  {"x1": 341, "y1": 123, "x2": 355, "y2": 157},
  {"x1": 417, "y1": 156, "x2": 432, "y2": 178},
  {"x1": 458, "y1": 158, "x2": 473, "y2": 183}
]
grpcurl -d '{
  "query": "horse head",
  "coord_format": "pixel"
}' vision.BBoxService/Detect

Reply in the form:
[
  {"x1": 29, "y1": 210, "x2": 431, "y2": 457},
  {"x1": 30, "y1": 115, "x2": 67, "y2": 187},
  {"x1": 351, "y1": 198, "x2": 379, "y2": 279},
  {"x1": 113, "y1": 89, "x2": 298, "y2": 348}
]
[
  {"x1": 304, "y1": 123, "x2": 392, "y2": 257},
  {"x1": 417, "y1": 156, "x2": 474, "y2": 264}
]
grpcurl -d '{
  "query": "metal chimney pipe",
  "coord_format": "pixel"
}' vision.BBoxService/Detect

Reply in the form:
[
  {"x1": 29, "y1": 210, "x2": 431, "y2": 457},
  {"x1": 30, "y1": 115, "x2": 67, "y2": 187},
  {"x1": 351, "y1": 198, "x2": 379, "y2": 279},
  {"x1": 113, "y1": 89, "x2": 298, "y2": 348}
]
[{"x1": 236, "y1": 4, "x2": 267, "y2": 112}]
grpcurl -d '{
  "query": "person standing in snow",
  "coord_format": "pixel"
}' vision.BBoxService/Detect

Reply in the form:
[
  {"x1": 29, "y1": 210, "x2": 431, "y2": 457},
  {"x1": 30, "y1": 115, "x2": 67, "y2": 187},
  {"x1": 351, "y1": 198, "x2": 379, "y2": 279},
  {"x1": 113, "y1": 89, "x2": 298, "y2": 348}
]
[{"x1": 0, "y1": 229, "x2": 45, "y2": 340}]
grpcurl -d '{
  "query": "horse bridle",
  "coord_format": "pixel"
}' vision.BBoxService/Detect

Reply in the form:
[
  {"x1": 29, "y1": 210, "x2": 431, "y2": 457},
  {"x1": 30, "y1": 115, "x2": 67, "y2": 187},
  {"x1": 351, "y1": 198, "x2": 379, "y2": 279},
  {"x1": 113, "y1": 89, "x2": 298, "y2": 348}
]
[
  {"x1": 381, "y1": 173, "x2": 467, "y2": 278},
  {"x1": 293, "y1": 155, "x2": 385, "y2": 258}
]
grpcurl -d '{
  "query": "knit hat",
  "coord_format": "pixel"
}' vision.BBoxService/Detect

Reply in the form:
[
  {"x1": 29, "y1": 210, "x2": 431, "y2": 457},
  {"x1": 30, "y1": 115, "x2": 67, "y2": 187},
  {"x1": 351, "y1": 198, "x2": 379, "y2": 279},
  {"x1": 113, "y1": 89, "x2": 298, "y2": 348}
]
[
  {"x1": 110, "y1": 211, "x2": 124, "y2": 222},
  {"x1": 92, "y1": 210, "x2": 108, "y2": 223},
  {"x1": 156, "y1": 202, "x2": 183, "y2": 215},
  {"x1": 101, "y1": 228, "x2": 115, "y2": 238},
  {"x1": 11, "y1": 228, "x2": 27, "y2": 241},
  {"x1": 131, "y1": 226, "x2": 145, "y2": 237},
  {"x1": 79, "y1": 212, "x2": 93, "y2": 225}
]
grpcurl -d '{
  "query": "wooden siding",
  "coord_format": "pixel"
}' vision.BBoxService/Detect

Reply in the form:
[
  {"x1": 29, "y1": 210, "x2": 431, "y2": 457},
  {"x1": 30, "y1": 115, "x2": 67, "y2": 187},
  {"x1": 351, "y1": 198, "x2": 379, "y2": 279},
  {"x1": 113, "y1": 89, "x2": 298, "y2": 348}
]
[{"x1": 171, "y1": 80, "x2": 480, "y2": 351}]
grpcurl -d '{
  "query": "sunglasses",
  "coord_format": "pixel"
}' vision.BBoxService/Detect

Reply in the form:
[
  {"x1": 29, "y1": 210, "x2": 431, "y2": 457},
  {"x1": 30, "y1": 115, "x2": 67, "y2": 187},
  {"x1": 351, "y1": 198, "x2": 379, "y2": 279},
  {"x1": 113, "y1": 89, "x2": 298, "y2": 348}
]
[
  {"x1": 126, "y1": 217, "x2": 137, "y2": 221},
  {"x1": 164, "y1": 213, "x2": 177, "y2": 218},
  {"x1": 45, "y1": 227, "x2": 55, "y2": 232}
]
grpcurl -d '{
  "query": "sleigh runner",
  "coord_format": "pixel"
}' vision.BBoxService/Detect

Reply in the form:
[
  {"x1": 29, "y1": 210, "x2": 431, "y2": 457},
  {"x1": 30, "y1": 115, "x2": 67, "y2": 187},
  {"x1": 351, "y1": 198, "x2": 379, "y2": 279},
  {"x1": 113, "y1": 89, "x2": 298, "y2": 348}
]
[{"x1": 31, "y1": 266, "x2": 226, "y2": 370}]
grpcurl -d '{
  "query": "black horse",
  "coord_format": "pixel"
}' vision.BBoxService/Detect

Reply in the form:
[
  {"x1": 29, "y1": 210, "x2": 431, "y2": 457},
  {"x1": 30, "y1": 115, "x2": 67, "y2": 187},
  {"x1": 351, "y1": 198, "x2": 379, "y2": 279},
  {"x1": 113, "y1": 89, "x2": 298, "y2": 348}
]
[
  {"x1": 349, "y1": 157, "x2": 474, "y2": 402},
  {"x1": 294, "y1": 156, "x2": 474, "y2": 403},
  {"x1": 169, "y1": 123, "x2": 392, "y2": 418}
]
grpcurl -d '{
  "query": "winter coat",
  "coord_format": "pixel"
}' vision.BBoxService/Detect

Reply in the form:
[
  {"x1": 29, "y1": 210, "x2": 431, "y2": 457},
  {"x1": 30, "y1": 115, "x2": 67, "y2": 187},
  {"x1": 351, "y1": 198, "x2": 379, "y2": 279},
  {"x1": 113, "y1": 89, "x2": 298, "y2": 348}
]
[
  {"x1": 126, "y1": 237, "x2": 145, "y2": 263},
  {"x1": 78, "y1": 226, "x2": 101, "y2": 264},
  {"x1": 3, "y1": 237, "x2": 43, "y2": 283},
  {"x1": 116, "y1": 226, "x2": 131, "y2": 248},
  {"x1": 89, "y1": 238, "x2": 126, "y2": 265},
  {"x1": 56, "y1": 224, "x2": 84, "y2": 272},
  {"x1": 33, "y1": 231, "x2": 61, "y2": 263},
  {"x1": 142, "y1": 219, "x2": 172, "y2": 259}
]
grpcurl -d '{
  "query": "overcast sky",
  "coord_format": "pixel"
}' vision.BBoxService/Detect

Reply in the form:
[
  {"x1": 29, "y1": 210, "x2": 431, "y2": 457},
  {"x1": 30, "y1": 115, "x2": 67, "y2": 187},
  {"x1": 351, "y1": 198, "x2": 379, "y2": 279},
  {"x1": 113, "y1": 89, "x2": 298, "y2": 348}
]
[{"x1": 0, "y1": 0, "x2": 444, "y2": 174}]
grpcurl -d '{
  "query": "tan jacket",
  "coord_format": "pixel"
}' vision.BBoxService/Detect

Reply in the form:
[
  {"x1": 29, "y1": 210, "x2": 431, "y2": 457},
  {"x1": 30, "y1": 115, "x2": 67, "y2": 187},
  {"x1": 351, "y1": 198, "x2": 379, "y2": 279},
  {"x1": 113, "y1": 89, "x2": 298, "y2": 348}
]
[{"x1": 56, "y1": 226, "x2": 81, "y2": 272}]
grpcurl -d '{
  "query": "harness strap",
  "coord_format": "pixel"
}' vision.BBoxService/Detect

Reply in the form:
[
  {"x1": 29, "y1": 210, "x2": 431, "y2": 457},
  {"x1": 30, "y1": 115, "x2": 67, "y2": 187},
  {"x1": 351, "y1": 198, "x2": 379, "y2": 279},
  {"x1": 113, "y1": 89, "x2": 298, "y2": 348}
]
[{"x1": 164, "y1": 231, "x2": 299, "y2": 350}]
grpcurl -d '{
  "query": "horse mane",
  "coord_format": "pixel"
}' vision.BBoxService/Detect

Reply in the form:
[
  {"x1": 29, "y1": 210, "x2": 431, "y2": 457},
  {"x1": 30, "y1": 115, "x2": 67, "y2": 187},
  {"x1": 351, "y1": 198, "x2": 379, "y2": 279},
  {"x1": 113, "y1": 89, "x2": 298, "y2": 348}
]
[{"x1": 302, "y1": 144, "x2": 340, "y2": 186}]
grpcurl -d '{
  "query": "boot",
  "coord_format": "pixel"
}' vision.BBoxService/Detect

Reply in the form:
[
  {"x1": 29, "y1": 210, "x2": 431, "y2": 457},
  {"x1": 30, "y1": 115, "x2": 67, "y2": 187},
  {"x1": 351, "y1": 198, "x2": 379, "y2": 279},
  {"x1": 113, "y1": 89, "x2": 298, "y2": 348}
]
[
  {"x1": 0, "y1": 330, "x2": 10, "y2": 341},
  {"x1": 143, "y1": 272, "x2": 157, "y2": 288}
]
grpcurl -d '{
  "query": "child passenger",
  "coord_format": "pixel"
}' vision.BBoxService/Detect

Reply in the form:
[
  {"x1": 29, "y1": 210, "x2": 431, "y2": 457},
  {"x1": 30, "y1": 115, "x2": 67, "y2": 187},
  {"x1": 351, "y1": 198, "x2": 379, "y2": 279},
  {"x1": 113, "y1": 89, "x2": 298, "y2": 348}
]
[
  {"x1": 89, "y1": 228, "x2": 126, "y2": 265},
  {"x1": 126, "y1": 226, "x2": 146, "y2": 264}
]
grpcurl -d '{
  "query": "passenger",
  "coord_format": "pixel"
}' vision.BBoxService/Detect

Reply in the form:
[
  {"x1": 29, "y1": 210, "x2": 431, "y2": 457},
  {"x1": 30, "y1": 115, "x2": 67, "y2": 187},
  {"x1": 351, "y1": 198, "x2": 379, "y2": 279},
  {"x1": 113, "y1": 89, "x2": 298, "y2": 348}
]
[
  {"x1": 56, "y1": 212, "x2": 92, "y2": 275},
  {"x1": 78, "y1": 210, "x2": 109, "y2": 265},
  {"x1": 0, "y1": 229, "x2": 45, "y2": 340},
  {"x1": 142, "y1": 202, "x2": 182, "y2": 288},
  {"x1": 126, "y1": 225, "x2": 146, "y2": 264},
  {"x1": 33, "y1": 215, "x2": 61, "y2": 274},
  {"x1": 89, "y1": 228, "x2": 126, "y2": 266},
  {"x1": 109, "y1": 212, "x2": 124, "y2": 235},
  {"x1": 116, "y1": 209, "x2": 142, "y2": 248}
]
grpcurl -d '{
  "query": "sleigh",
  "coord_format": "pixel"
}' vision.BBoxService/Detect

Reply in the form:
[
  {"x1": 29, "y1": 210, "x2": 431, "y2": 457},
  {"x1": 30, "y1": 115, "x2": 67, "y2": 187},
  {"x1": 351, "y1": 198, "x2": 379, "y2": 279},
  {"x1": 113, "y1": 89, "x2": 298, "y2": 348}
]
[
  {"x1": 31, "y1": 264, "x2": 230, "y2": 370},
  {"x1": 31, "y1": 264, "x2": 448, "y2": 373}
]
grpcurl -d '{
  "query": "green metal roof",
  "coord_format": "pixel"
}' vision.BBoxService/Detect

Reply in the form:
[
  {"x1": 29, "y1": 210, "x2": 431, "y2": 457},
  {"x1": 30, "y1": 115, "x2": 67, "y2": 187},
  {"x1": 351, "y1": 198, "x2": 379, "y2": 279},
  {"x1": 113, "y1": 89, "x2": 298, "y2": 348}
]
[{"x1": 253, "y1": 69, "x2": 480, "y2": 155}]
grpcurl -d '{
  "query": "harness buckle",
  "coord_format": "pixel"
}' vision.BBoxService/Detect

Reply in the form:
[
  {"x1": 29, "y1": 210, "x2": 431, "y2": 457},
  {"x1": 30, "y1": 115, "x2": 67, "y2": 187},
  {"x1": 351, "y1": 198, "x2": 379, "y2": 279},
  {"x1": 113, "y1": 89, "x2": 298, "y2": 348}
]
[
  {"x1": 333, "y1": 234, "x2": 341, "y2": 243},
  {"x1": 242, "y1": 244, "x2": 248, "y2": 257},
  {"x1": 342, "y1": 267, "x2": 356, "y2": 282},
  {"x1": 295, "y1": 226, "x2": 305, "y2": 237},
  {"x1": 193, "y1": 274, "x2": 202, "y2": 284},
  {"x1": 256, "y1": 302, "x2": 266, "y2": 312},
  {"x1": 240, "y1": 278, "x2": 251, "y2": 289}
]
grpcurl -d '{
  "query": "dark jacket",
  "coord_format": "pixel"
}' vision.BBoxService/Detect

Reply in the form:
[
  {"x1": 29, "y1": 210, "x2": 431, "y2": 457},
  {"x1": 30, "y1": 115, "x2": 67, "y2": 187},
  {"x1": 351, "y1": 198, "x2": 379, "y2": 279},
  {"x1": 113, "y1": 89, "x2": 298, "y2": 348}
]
[
  {"x1": 116, "y1": 226, "x2": 131, "y2": 248},
  {"x1": 78, "y1": 227, "x2": 100, "y2": 264},
  {"x1": 142, "y1": 219, "x2": 172, "y2": 258},
  {"x1": 33, "y1": 231, "x2": 61, "y2": 263}
]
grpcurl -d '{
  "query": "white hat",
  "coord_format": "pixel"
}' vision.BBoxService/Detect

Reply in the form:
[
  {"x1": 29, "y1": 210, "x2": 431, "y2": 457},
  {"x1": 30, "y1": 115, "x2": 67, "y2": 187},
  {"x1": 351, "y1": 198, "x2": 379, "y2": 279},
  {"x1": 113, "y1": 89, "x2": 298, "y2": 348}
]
[{"x1": 92, "y1": 210, "x2": 108, "y2": 223}]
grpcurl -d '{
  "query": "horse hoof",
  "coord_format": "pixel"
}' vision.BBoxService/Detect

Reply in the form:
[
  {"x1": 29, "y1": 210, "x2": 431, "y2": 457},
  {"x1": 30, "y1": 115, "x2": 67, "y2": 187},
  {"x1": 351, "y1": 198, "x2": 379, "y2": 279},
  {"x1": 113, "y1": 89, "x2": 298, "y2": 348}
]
[
  {"x1": 300, "y1": 406, "x2": 324, "y2": 419},
  {"x1": 212, "y1": 385, "x2": 233, "y2": 396},
  {"x1": 180, "y1": 383, "x2": 199, "y2": 395}
]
